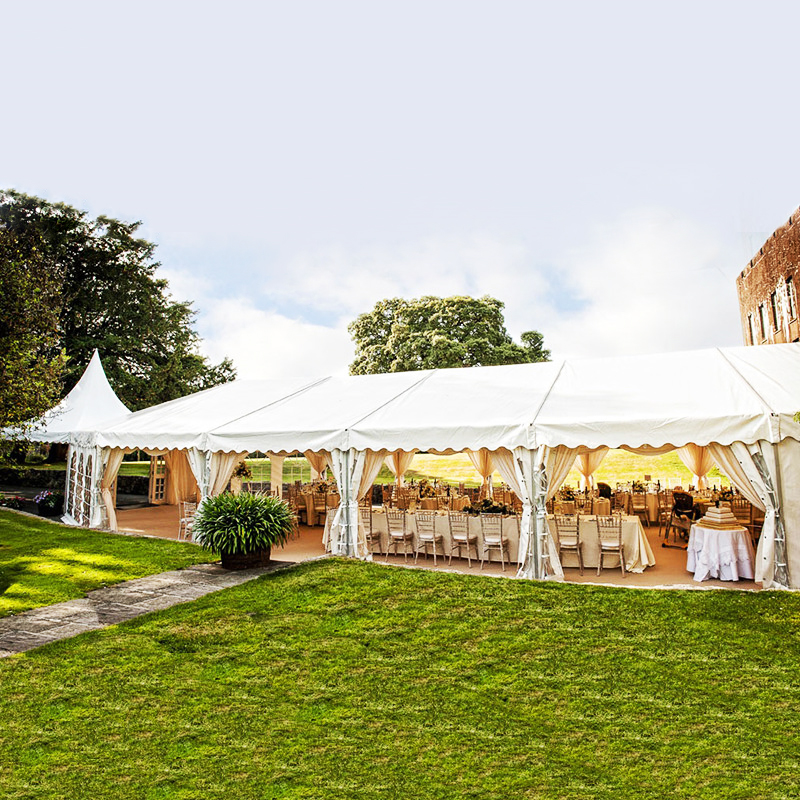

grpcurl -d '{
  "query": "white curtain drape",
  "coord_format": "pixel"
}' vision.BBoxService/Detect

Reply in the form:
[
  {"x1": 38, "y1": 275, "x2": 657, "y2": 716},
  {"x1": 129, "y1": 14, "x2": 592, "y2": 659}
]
[
  {"x1": 677, "y1": 444, "x2": 715, "y2": 489},
  {"x1": 210, "y1": 451, "x2": 248, "y2": 497},
  {"x1": 467, "y1": 448, "x2": 494, "y2": 497},
  {"x1": 384, "y1": 449, "x2": 416, "y2": 486},
  {"x1": 576, "y1": 447, "x2": 609, "y2": 491},
  {"x1": 328, "y1": 449, "x2": 386, "y2": 558},
  {"x1": 268, "y1": 453, "x2": 285, "y2": 497},
  {"x1": 99, "y1": 448, "x2": 125, "y2": 531},
  {"x1": 707, "y1": 441, "x2": 786, "y2": 588},
  {"x1": 187, "y1": 448, "x2": 212, "y2": 501},
  {"x1": 304, "y1": 450, "x2": 328, "y2": 481},
  {"x1": 502, "y1": 445, "x2": 580, "y2": 580}
]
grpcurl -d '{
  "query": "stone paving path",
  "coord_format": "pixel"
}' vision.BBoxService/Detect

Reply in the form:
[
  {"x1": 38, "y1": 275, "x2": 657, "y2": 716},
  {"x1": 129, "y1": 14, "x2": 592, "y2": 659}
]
[{"x1": 0, "y1": 560, "x2": 294, "y2": 657}]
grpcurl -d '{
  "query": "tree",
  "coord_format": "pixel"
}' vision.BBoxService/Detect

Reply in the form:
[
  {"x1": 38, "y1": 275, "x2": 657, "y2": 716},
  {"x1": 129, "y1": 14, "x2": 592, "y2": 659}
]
[
  {"x1": 0, "y1": 227, "x2": 65, "y2": 432},
  {"x1": 0, "y1": 190, "x2": 235, "y2": 411},
  {"x1": 348, "y1": 295, "x2": 550, "y2": 375}
]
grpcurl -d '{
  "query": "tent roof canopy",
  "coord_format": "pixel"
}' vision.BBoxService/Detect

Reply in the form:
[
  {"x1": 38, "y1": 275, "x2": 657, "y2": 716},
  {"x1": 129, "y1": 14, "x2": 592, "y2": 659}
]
[
  {"x1": 13, "y1": 350, "x2": 131, "y2": 444},
  {"x1": 76, "y1": 343, "x2": 800, "y2": 454}
]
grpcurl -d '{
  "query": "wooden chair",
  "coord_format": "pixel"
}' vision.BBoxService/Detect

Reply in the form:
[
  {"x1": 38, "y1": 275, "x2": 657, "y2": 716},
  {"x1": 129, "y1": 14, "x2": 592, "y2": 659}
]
[
  {"x1": 664, "y1": 491, "x2": 694, "y2": 547},
  {"x1": 596, "y1": 514, "x2": 625, "y2": 577},
  {"x1": 385, "y1": 508, "x2": 413, "y2": 559},
  {"x1": 414, "y1": 512, "x2": 444, "y2": 564},
  {"x1": 308, "y1": 492, "x2": 327, "y2": 526},
  {"x1": 394, "y1": 487, "x2": 412, "y2": 511},
  {"x1": 480, "y1": 514, "x2": 509, "y2": 571},
  {"x1": 613, "y1": 492, "x2": 629, "y2": 515},
  {"x1": 448, "y1": 511, "x2": 478, "y2": 566},
  {"x1": 178, "y1": 501, "x2": 197, "y2": 540},
  {"x1": 554, "y1": 514, "x2": 583, "y2": 575},
  {"x1": 382, "y1": 484, "x2": 394, "y2": 507},
  {"x1": 436, "y1": 494, "x2": 451, "y2": 511},
  {"x1": 656, "y1": 490, "x2": 673, "y2": 537},
  {"x1": 359, "y1": 505, "x2": 381, "y2": 554},
  {"x1": 630, "y1": 491, "x2": 649, "y2": 527}
]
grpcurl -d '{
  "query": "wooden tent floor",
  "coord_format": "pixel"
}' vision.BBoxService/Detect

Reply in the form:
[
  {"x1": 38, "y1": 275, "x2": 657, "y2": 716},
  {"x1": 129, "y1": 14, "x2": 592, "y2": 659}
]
[{"x1": 116, "y1": 505, "x2": 761, "y2": 591}]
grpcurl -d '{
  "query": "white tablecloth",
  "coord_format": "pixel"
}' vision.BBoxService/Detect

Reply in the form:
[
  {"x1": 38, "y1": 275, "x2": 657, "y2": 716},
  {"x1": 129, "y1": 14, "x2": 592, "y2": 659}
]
[
  {"x1": 549, "y1": 515, "x2": 655, "y2": 573},
  {"x1": 368, "y1": 510, "x2": 519, "y2": 564},
  {"x1": 686, "y1": 524, "x2": 755, "y2": 582}
]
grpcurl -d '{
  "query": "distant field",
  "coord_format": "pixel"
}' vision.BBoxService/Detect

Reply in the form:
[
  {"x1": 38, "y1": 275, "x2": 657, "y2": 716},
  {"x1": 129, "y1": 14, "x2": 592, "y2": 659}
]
[{"x1": 49, "y1": 449, "x2": 731, "y2": 489}]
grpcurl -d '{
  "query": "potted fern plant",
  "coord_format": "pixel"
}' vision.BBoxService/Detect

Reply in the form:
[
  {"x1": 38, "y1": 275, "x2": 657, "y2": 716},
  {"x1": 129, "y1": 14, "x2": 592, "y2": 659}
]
[{"x1": 191, "y1": 492, "x2": 295, "y2": 570}]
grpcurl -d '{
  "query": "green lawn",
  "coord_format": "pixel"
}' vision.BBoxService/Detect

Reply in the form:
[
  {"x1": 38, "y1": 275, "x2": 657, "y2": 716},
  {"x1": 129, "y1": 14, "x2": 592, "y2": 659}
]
[
  {"x1": 1, "y1": 558, "x2": 798, "y2": 798},
  {"x1": 0, "y1": 510, "x2": 216, "y2": 617}
]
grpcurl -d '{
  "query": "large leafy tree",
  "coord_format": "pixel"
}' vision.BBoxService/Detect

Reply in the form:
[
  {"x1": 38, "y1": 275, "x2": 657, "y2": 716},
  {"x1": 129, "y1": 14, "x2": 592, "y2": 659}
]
[
  {"x1": 348, "y1": 295, "x2": 550, "y2": 374},
  {"x1": 0, "y1": 228, "x2": 65, "y2": 430},
  {"x1": 0, "y1": 190, "x2": 235, "y2": 411}
]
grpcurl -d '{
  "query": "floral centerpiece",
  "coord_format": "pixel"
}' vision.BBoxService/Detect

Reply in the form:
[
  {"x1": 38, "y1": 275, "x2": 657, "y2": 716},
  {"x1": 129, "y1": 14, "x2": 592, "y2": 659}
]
[
  {"x1": 33, "y1": 490, "x2": 64, "y2": 517},
  {"x1": 632, "y1": 480, "x2": 646, "y2": 492},
  {"x1": 314, "y1": 480, "x2": 332, "y2": 494},
  {"x1": 417, "y1": 479, "x2": 436, "y2": 498},
  {"x1": 560, "y1": 485, "x2": 575, "y2": 502},
  {"x1": 466, "y1": 498, "x2": 512, "y2": 516},
  {"x1": 719, "y1": 487, "x2": 734, "y2": 501}
]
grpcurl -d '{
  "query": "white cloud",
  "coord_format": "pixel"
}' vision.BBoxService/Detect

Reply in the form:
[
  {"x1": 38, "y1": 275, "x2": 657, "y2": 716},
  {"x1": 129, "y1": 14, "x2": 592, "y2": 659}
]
[
  {"x1": 543, "y1": 208, "x2": 743, "y2": 358},
  {"x1": 199, "y1": 299, "x2": 353, "y2": 380},
  {"x1": 163, "y1": 209, "x2": 745, "y2": 380}
]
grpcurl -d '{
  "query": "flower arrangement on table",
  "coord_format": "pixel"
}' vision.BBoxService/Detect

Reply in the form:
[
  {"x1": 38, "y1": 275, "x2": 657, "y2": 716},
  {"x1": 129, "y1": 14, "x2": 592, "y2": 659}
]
[
  {"x1": 560, "y1": 485, "x2": 575, "y2": 502},
  {"x1": 33, "y1": 490, "x2": 64, "y2": 515},
  {"x1": 719, "y1": 487, "x2": 734, "y2": 501},
  {"x1": 313, "y1": 481, "x2": 332, "y2": 494},
  {"x1": 465, "y1": 498, "x2": 512, "y2": 516},
  {"x1": 631, "y1": 480, "x2": 646, "y2": 492},
  {"x1": 417, "y1": 479, "x2": 436, "y2": 498}
]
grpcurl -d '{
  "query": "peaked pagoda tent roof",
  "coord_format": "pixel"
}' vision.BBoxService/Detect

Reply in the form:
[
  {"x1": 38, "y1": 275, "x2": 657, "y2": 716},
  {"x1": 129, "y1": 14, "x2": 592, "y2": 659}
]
[
  {"x1": 84, "y1": 343, "x2": 800, "y2": 454},
  {"x1": 21, "y1": 351, "x2": 131, "y2": 444}
]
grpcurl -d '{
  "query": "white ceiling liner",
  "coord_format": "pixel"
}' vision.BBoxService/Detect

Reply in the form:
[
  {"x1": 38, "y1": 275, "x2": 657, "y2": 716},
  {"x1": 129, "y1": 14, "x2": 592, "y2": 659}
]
[
  {"x1": 18, "y1": 350, "x2": 131, "y2": 444},
  {"x1": 85, "y1": 343, "x2": 800, "y2": 454}
]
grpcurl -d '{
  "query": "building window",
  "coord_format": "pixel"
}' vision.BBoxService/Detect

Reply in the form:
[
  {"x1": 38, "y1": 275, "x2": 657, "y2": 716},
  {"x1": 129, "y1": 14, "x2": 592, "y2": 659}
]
[
  {"x1": 770, "y1": 291, "x2": 780, "y2": 330},
  {"x1": 758, "y1": 304, "x2": 767, "y2": 340},
  {"x1": 787, "y1": 276, "x2": 797, "y2": 321},
  {"x1": 747, "y1": 313, "x2": 755, "y2": 345}
]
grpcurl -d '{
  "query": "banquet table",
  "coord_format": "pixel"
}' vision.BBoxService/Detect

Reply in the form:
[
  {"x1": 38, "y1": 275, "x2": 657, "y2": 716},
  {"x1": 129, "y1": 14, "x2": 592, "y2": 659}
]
[
  {"x1": 549, "y1": 514, "x2": 656, "y2": 573},
  {"x1": 592, "y1": 498, "x2": 611, "y2": 515},
  {"x1": 686, "y1": 524, "x2": 755, "y2": 582},
  {"x1": 413, "y1": 495, "x2": 471, "y2": 511},
  {"x1": 295, "y1": 492, "x2": 339, "y2": 526},
  {"x1": 367, "y1": 509, "x2": 521, "y2": 565}
]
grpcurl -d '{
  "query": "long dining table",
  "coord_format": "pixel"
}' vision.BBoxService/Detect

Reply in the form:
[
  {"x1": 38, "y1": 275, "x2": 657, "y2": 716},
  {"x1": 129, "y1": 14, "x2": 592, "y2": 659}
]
[{"x1": 341, "y1": 509, "x2": 656, "y2": 573}]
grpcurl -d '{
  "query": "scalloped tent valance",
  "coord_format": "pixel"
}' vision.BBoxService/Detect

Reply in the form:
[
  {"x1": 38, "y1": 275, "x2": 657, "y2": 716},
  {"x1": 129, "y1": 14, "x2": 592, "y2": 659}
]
[{"x1": 74, "y1": 343, "x2": 800, "y2": 454}]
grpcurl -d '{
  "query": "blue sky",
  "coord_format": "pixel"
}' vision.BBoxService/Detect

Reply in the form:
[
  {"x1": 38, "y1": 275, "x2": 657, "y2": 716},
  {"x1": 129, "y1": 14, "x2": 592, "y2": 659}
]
[{"x1": 3, "y1": 0, "x2": 799, "y2": 378}]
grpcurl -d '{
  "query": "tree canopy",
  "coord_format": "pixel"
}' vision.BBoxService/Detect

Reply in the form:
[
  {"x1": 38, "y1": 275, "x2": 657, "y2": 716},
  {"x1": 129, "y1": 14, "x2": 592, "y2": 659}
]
[
  {"x1": 0, "y1": 227, "x2": 65, "y2": 430},
  {"x1": 0, "y1": 190, "x2": 235, "y2": 413},
  {"x1": 348, "y1": 295, "x2": 550, "y2": 375}
]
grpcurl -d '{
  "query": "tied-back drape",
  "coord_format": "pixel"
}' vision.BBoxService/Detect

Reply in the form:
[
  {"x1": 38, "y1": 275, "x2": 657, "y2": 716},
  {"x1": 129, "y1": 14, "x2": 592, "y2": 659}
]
[
  {"x1": 496, "y1": 445, "x2": 578, "y2": 580},
  {"x1": 328, "y1": 449, "x2": 387, "y2": 558},
  {"x1": 385, "y1": 450, "x2": 417, "y2": 486},
  {"x1": 210, "y1": 452, "x2": 249, "y2": 496},
  {"x1": 268, "y1": 453, "x2": 285, "y2": 497},
  {"x1": 707, "y1": 441, "x2": 787, "y2": 588},
  {"x1": 576, "y1": 447, "x2": 609, "y2": 491},
  {"x1": 163, "y1": 449, "x2": 199, "y2": 504},
  {"x1": 467, "y1": 448, "x2": 494, "y2": 498},
  {"x1": 677, "y1": 444, "x2": 715, "y2": 490},
  {"x1": 304, "y1": 450, "x2": 328, "y2": 481},
  {"x1": 100, "y1": 448, "x2": 126, "y2": 531}
]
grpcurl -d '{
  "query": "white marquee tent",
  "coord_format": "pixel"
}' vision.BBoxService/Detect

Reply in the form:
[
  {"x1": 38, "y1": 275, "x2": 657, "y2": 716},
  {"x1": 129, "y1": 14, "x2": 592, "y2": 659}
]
[
  {"x1": 48, "y1": 343, "x2": 800, "y2": 589},
  {"x1": 16, "y1": 349, "x2": 130, "y2": 444}
]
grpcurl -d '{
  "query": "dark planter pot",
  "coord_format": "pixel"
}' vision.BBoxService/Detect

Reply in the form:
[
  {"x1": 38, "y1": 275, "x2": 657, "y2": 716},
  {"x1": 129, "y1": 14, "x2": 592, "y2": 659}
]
[
  {"x1": 37, "y1": 502, "x2": 63, "y2": 517},
  {"x1": 220, "y1": 548, "x2": 272, "y2": 570}
]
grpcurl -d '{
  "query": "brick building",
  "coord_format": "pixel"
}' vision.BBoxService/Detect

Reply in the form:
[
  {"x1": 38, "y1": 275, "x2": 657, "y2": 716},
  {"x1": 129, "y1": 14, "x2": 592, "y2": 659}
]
[{"x1": 736, "y1": 208, "x2": 800, "y2": 346}]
